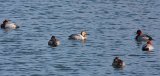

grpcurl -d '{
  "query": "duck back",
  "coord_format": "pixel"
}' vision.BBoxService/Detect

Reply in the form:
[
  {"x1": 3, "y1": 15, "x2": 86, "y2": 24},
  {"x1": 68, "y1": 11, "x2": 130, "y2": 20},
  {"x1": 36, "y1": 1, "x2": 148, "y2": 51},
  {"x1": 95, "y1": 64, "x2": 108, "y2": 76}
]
[{"x1": 69, "y1": 34, "x2": 83, "y2": 40}]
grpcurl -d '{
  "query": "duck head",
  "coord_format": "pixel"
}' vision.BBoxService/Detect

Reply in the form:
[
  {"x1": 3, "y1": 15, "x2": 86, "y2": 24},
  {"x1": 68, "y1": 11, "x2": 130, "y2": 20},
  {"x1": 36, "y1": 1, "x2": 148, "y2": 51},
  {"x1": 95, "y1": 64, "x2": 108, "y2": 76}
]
[
  {"x1": 51, "y1": 36, "x2": 56, "y2": 41},
  {"x1": 136, "y1": 30, "x2": 142, "y2": 36},
  {"x1": 3, "y1": 20, "x2": 9, "y2": 24},
  {"x1": 81, "y1": 31, "x2": 87, "y2": 37},
  {"x1": 114, "y1": 57, "x2": 119, "y2": 61}
]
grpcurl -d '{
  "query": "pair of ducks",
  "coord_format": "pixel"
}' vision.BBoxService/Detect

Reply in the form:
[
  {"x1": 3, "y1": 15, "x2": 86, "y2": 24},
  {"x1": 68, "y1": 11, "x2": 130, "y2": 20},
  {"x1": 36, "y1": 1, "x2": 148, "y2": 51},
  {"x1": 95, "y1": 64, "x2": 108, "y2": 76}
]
[
  {"x1": 135, "y1": 30, "x2": 154, "y2": 51},
  {"x1": 1, "y1": 19, "x2": 19, "y2": 29},
  {"x1": 48, "y1": 31, "x2": 88, "y2": 47}
]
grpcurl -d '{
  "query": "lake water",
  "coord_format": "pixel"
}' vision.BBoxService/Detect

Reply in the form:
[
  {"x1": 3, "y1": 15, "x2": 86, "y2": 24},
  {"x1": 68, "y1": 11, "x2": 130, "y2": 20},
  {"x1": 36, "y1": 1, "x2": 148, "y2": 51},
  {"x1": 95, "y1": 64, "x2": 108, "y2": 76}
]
[{"x1": 0, "y1": 0, "x2": 160, "y2": 76}]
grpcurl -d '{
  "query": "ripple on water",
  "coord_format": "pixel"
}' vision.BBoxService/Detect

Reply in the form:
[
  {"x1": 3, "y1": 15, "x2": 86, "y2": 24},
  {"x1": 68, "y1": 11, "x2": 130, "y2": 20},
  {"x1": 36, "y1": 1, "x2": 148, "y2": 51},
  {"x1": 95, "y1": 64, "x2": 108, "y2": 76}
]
[{"x1": 0, "y1": 0, "x2": 160, "y2": 76}]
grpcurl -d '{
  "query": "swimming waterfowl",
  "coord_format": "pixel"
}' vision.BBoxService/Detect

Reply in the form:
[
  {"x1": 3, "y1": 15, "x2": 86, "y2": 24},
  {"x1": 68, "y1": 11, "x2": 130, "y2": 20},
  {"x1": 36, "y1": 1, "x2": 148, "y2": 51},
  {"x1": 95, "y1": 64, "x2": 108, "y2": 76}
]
[
  {"x1": 68, "y1": 31, "x2": 88, "y2": 40},
  {"x1": 1, "y1": 19, "x2": 19, "y2": 29},
  {"x1": 112, "y1": 57, "x2": 125, "y2": 68},
  {"x1": 48, "y1": 36, "x2": 60, "y2": 47},
  {"x1": 142, "y1": 40, "x2": 154, "y2": 51},
  {"x1": 135, "y1": 30, "x2": 152, "y2": 42}
]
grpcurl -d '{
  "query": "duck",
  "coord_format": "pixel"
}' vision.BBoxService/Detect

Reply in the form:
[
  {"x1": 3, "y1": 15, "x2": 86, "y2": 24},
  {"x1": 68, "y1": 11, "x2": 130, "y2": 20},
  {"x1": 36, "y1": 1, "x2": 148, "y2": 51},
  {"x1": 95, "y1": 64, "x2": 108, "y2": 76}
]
[
  {"x1": 1, "y1": 19, "x2": 19, "y2": 29},
  {"x1": 68, "y1": 31, "x2": 88, "y2": 40},
  {"x1": 135, "y1": 30, "x2": 152, "y2": 42},
  {"x1": 142, "y1": 40, "x2": 154, "y2": 51},
  {"x1": 112, "y1": 57, "x2": 125, "y2": 68},
  {"x1": 48, "y1": 36, "x2": 60, "y2": 47}
]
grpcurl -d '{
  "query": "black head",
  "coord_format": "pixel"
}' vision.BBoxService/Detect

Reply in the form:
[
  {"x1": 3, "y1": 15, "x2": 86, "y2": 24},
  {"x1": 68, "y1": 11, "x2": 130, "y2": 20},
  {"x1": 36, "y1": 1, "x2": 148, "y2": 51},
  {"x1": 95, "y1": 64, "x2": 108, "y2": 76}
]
[
  {"x1": 114, "y1": 57, "x2": 119, "y2": 61},
  {"x1": 136, "y1": 30, "x2": 142, "y2": 35},
  {"x1": 51, "y1": 36, "x2": 56, "y2": 39},
  {"x1": 3, "y1": 20, "x2": 9, "y2": 24}
]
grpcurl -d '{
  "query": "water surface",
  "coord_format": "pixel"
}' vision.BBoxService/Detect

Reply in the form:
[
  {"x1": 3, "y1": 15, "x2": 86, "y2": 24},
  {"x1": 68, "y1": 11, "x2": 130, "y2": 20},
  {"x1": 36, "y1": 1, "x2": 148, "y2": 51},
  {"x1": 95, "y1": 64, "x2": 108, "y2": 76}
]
[{"x1": 0, "y1": 0, "x2": 160, "y2": 76}]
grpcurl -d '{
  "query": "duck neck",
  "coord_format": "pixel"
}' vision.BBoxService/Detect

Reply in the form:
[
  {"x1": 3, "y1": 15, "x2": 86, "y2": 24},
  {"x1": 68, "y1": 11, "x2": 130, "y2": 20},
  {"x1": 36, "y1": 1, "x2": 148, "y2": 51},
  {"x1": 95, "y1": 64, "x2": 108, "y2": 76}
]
[
  {"x1": 147, "y1": 41, "x2": 152, "y2": 45},
  {"x1": 83, "y1": 35, "x2": 87, "y2": 39}
]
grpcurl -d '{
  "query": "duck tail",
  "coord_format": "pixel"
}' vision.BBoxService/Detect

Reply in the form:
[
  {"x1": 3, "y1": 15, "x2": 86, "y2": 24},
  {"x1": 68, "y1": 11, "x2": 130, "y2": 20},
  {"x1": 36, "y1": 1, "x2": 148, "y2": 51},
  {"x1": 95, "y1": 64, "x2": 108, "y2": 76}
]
[{"x1": 16, "y1": 25, "x2": 20, "y2": 28}]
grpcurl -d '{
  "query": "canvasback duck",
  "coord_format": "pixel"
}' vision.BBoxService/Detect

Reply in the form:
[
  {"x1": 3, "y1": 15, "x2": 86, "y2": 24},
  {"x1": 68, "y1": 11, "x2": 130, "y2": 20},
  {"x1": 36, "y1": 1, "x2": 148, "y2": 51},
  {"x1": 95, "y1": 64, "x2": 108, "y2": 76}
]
[
  {"x1": 135, "y1": 30, "x2": 152, "y2": 42},
  {"x1": 142, "y1": 40, "x2": 154, "y2": 51},
  {"x1": 68, "y1": 31, "x2": 88, "y2": 40},
  {"x1": 1, "y1": 19, "x2": 19, "y2": 29},
  {"x1": 112, "y1": 57, "x2": 125, "y2": 68},
  {"x1": 48, "y1": 36, "x2": 60, "y2": 47}
]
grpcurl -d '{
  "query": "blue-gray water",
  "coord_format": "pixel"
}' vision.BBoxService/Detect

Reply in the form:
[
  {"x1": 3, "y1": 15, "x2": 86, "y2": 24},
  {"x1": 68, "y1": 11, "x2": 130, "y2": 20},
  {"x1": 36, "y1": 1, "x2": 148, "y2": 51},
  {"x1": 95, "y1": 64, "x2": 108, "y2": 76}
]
[{"x1": 0, "y1": 0, "x2": 160, "y2": 76}]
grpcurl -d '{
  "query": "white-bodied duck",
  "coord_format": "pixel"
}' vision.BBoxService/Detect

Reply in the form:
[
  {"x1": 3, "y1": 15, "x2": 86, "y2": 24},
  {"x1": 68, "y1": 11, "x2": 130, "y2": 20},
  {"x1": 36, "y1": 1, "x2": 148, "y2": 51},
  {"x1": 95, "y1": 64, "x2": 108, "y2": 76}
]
[
  {"x1": 1, "y1": 19, "x2": 19, "y2": 29},
  {"x1": 142, "y1": 40, "x2": 154, "y2": 51},
  {"x1": 68, "y1": 31, "x2": 88, "y2": 40}
]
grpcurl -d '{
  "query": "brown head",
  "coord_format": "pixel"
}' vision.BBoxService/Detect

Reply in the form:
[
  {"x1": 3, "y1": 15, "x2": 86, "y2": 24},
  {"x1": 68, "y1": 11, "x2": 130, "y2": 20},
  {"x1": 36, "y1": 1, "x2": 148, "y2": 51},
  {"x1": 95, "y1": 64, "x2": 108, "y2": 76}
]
[
  {"x1": 3, "y1": 20, "x2": 9, "y2": 24},
  {"x1": 147, "y1": 40, "x2": 152, "y2": 45},
  {"x1": 81, "y1": 31, "x2": 87, "y2": 37}
]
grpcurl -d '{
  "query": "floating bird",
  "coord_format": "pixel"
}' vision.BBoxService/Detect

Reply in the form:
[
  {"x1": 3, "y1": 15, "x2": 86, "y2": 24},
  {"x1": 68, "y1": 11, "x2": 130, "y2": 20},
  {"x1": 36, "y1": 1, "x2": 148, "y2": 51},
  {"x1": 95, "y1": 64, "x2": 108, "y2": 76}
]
[
  {"x1": 1, "y1": 19, "x2": 19, "y2": 29},
  {"x1": 112, "y1": 57, "x2": 125, "y2": 68},
  {"x1": 142, "y1": 40, "x2": 154, "y2": 51},
  {"x1": 48, "y1": 36, "x2": 60, "y2": 47},
  {"x1": 68, "y1": 31, "x2": 88, "y2": 40},
  {"x1": 135, "y1": 30, "x2": 152, "y2": 42}
]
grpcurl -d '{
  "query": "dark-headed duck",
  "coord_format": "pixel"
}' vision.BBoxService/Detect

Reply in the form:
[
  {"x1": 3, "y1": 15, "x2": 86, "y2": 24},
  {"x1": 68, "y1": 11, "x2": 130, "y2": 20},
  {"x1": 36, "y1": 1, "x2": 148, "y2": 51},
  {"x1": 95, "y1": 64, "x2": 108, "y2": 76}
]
[
  {"x1": 135, "y1": 30, "x2": 152, "y2": 42},
  {"x1": 1, "y1": 19, "x2": 19, "y2": 29},
  {"x1": 112, "y1": 57, "x2": 125, "y2": 68},
  {"x1": 48, "y1": 36, "x2": 60, "y2": 47}
]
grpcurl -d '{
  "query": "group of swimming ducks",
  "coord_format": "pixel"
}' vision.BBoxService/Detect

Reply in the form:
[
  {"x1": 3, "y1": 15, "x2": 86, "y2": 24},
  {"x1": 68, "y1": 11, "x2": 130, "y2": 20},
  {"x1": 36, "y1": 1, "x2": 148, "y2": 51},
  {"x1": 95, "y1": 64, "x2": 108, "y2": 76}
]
[
  {"x1": 112, "y1": 30, "x2": 154, "y2": 68},
  {"x1": 0, "y1": 19, "x2": 154, "y2": 69}
]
